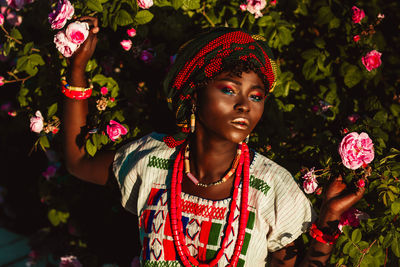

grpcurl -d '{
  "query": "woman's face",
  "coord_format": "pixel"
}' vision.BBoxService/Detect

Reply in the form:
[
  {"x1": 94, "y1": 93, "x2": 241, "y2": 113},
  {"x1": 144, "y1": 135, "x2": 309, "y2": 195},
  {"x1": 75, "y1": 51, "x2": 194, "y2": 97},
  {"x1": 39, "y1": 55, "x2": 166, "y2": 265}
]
[{"x1": 196, "y1": 71, "x2": 265, "y2": 144}]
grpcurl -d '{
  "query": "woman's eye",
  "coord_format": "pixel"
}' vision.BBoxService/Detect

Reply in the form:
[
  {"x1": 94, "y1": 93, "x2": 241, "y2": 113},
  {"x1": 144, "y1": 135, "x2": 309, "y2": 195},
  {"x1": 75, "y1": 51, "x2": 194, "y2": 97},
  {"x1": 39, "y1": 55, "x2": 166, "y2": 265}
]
[
  {"x1": 250, "y1": 94, "x2": 263, "y2": 102},
  {"x1": 221, "y1": 87, "x2": 235, "y2": 95}
]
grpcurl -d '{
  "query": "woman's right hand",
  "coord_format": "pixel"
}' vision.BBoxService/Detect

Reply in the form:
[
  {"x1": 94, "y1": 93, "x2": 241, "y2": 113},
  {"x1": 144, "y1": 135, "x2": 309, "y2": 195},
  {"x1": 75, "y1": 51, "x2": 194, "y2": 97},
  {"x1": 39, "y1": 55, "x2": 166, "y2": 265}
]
[{"x1": 70, "y1": 16, "x2": 99, "y2": 73}]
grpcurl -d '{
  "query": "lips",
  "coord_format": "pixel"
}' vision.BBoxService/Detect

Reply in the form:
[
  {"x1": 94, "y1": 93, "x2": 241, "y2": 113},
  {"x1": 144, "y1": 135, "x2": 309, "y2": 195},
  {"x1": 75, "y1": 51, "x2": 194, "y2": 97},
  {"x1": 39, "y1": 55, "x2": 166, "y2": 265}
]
[{"x1": 231, "y1": 118, "x2": 249, "y2": 130}]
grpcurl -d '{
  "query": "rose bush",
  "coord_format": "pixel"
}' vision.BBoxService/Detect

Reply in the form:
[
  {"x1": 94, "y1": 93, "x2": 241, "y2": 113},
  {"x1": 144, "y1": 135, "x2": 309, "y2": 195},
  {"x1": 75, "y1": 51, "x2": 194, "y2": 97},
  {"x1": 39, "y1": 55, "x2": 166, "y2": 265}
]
[{"x1": 1, "y1": 0, "x2": 400, "y2": 266}]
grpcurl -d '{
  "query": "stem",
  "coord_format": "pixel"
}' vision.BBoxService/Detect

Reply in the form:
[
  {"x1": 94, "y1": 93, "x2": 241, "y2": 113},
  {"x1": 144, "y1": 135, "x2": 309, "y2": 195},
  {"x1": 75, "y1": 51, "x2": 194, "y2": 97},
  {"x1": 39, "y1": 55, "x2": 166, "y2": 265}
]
[
  {"x1": 0, "y1": 24, "x2": 9, "y2": 36},
  {"x1": 6, "y1": 71, "x2": 33, "y2": 84},
  {"x1": 240, "y1": 13, "x2": 248, "y2": 28},
  {"x1": 384, "y1": 247, "x2": 388, "y2": 267},
  {"x1": 355, "y1": 239, "x2": 377, "y2": 267},
  {"x1": 201, "y1": 3, "x2": 215, "y2": 27}
]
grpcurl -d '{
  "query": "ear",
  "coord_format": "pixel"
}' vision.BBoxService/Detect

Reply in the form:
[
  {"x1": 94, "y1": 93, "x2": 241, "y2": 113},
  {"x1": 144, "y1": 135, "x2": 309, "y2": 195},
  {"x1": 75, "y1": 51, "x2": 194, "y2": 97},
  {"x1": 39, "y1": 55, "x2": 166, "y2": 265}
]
[{"x1": 192, "y1": 91, "x2": 198, "y2": 107}]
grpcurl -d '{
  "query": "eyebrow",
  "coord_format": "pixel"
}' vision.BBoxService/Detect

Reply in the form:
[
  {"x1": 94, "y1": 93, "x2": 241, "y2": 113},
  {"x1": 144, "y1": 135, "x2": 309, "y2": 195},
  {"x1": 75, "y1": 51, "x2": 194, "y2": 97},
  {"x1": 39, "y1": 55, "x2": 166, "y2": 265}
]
[{"x1": 215, "y1": 77, "x2": 265, "y2": 91}]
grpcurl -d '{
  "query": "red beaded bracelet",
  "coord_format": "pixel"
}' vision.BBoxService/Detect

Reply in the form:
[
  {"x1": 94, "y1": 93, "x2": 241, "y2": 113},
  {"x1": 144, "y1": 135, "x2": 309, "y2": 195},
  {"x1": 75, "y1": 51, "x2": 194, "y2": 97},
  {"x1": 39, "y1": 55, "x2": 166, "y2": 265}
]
[
  {"x1": 309, "y1": 223, "x2": 340, "y2": 245},
  {"x1": 61, "y1": 79, "x2": 93, "y2": 100}
]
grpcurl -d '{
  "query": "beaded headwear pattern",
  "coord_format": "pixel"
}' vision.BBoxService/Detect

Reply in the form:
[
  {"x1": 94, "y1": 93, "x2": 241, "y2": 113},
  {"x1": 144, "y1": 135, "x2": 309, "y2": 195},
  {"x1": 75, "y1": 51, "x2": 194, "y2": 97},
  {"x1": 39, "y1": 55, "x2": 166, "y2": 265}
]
[{"x1": 163, "y1": 27, "x2": 278, "y2": 147}]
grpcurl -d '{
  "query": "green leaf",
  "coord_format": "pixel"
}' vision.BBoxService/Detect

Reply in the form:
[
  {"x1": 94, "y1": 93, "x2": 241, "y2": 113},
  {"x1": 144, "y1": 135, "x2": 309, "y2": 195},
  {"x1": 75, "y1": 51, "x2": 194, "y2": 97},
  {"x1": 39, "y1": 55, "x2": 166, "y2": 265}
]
[
  {"x1": 86, "y1": 139, "x2": 97, "y2": 156},
  {"x1": 39, "y1": 135, "x2": 50, "y2": 150},
  {"x1": 344, "y1": 64, "x2": 362, "y2": 88},
  {"x1": 391, "y1": 238, "x2": 400, "y2": 257},
  {"x1": 171, "y1": 0, "x2": 183, "y2": 9},
  {"x1": 23, "y1": 42, "x2": 34, "y2": 55},
  {"x1": 182, "y1": 0, "x2": 200, "y2": 10},
  {"x1": 16, "y1": 56, "x2": 29, "y2": 71},
  {"x1": 373, "y1": 110, "x2": 388, "y2": 124},
  {"x1": 392, "y1": 200, "x2": 400, "y2": 215},
  {"x1": 155, "y1": 0, "x2": 172, "y2": 7},
  {"x1": 351, "y1": 229, "x2": 362, "y2": 243},
  {"x1": 115, "y1": 9, "x2": 134, "y2": 26},
  {"x1": 135, "y1": 10, "x2": 154, "y2": 25},
  {"x1": 47, "y1": 103, "x2": 58, "y2": 117},
  {"x1": 10, "y1": 28, "x2": 22, "y2": 40},
  {"x1": 87, "y1": 0, "x2": 103, "y2": 12},
  {"x1": 29, "y1": 54, "x2": 45, "y2": 66},
  {"x1": 301, "y1": 49, "x2": 320, "y2": 60},
  {"x1": 48, "y1": 209, "x2": 60, "y2": 226}
]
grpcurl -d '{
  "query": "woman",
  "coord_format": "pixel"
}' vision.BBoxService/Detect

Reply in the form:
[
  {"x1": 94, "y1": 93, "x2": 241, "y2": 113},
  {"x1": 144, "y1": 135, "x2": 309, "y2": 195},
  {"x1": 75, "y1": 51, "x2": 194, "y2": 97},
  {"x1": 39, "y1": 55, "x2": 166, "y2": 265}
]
[{"x1": 63, "y1": 17, "x2": 364, "y2": 266}]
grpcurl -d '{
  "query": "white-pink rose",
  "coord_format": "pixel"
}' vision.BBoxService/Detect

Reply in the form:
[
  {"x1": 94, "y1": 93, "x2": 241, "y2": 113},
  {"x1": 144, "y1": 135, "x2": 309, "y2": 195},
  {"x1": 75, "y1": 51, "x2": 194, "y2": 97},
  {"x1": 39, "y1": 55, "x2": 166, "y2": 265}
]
[
  {"x1": 0, "y1": 14, "x2": 4, "y2": 25},
  {"x1": 302, "y1": 167, "x2": 318, "y2": 194},
  {"x1": 242, "y1": 0, "x2": 266, "y2": 18},
  {"x1": 59, "y1": 255, "x2": 82, "y2": 267},
  {"x1": 338, "y1": 208, "x2": 369, "y2": 231},
  {"x1": 137, "y1": 0, "x2": 153, "y2": 9},
  {"x1": 127, "y1": 28, "x2": 136, "y2": 37},
  {"x1": 48, "y1": 0, "x2": 74, "y2": 30},
  {"x1": 65, "y1": 21, "x2": 89, "y2": 45},
  {"x1": 339, "y1": 132, "x2": 374, "y2": 170},
  {"x1": 30, "y1": 110, "x2": 44, "y2": 133},
  {"x1": 54, "y1": 30, "x2": 78, "y2": 57},
  {"x1": 362, "y1": 50, "x2": 382, "y2": 72},
  {"x1": 120, "y1": 39, "x2": 132, "y2": 51},
  {"x1": 106, "y1": 120, "x2": 128, "y2": 141},
  {"x1": 6, "y1": 11, "x2": 22, "y2": 26}
]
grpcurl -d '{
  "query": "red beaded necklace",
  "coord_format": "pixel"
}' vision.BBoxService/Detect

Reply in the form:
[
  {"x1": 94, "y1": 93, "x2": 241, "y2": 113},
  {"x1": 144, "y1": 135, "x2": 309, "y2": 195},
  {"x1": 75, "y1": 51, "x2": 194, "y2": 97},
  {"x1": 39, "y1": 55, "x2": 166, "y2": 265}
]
[{"x1": 170, "y1": 142, "x2": 250, "y2": 266}]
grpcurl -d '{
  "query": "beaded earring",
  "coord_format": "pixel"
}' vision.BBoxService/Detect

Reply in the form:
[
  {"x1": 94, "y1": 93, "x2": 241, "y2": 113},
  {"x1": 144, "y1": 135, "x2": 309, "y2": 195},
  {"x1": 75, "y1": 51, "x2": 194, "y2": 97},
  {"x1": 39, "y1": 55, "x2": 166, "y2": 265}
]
[
  {"x1": 190, "y1": 104, "x2": 196, "y2": 133},
  {"x1": 245, "y1": 134, "x2": 250, "y2": 143}
]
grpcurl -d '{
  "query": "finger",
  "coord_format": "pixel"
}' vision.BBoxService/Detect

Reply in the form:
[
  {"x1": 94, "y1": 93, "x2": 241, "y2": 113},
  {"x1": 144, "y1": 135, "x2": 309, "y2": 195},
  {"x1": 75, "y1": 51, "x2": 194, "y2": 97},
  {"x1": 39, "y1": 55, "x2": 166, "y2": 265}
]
[{"x1": 333, "y1": 186, "x2": 365, "y2": 212}]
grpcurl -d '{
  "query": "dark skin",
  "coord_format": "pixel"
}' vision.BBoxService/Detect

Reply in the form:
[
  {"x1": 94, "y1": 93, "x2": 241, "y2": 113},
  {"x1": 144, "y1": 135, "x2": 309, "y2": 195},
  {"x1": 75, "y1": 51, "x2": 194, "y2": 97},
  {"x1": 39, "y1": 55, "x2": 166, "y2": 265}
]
[{"x1": 64, "y1": 17, "x2": 365, "y2": 266}]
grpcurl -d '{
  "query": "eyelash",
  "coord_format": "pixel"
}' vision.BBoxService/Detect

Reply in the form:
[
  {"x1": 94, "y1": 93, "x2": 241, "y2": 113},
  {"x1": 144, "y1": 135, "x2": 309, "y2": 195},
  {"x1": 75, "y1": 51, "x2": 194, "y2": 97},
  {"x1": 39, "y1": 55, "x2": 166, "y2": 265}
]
[{"x1": 221, "y1": 87, "x2": 264, "y2": 102}]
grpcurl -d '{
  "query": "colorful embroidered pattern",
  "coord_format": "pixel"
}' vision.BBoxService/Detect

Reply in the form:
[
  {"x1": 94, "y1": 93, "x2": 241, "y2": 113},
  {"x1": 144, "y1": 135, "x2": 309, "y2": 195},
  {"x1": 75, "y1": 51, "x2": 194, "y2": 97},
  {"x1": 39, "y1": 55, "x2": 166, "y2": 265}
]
[
  {"x1": 250, "y1": 175, "x2": 271, "y2": 196},
  {"x1": 148, "y1": 156, "x2": 174, "y2": 170},
  {"x1": 181, "y1": 200, "x2": 227, "y2": 220},
  {"x1": 144, "y1": 261, "x2": 181, "y2": 267}
]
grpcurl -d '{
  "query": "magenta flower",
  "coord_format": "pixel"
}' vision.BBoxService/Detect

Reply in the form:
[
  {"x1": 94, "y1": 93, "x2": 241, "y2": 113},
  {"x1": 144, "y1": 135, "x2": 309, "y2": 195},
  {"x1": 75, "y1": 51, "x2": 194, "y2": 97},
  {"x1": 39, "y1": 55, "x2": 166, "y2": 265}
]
[
  {"x1": 106, "y1": 120, "x2": 128, "y2": 141},
  {"x1": 338, "y1": 208, "x2": 369, "y2": 231},
  {"x1": 0, "y1": 76, "x2": 4, "y2": 86},
  {"x1": 48, "y1": 0, "x2": 74, "y2": 30},
  {"x1": 353, "y1": 35, "x2": 360, "y2": 42},
  {"x1": 362, "y1": 50, "x2": 382, "y2": 72},
  {"x1": 0, "y1": 14, "x2": 4, "y2": 25},
  {"x1": 30, "y1": 110, "x2": 44, "y2": 133},
  {"x1": 137, "y1": 0, "x2": 153, "y2": 9},
  {"x1": 347, "y1": 114, "x2": 360, "y2": 124},
  {"x1": 339, "y1": 132, "x2": 374, "y2": 170},
  {"x1": 100, "y1": 86, "x2": 108, "y2": 95},
  {"x1": 139, "y1": 49, "x2": 153, "y2": 63},
  {"x1": 120, "y1": 39, "x2": 132, "y2": 51},
  {"x1": 42, "y1": 166, "x2": 57, "y2": 180},
  {"x1": 59, "y1": 255, "x2": 82, "y2": 267},
  {"x1": 270, "y1": 0, "x2": 277, "y2": 6},
  {"x1": 351, "y1": 6, "x2": 365, "y2": 24},
  {"x1": 54, "y1": 31, "x2": 78, "y2": 58},
  {"x1": 302, "y1": 167, "x2": 318, "y2": 194},
  {"x1": 65, "y1": 21, "x2": 89, "y2": 45},
  {"x1": 127, "y1": 28, "x2": 136, "y2": 37}
]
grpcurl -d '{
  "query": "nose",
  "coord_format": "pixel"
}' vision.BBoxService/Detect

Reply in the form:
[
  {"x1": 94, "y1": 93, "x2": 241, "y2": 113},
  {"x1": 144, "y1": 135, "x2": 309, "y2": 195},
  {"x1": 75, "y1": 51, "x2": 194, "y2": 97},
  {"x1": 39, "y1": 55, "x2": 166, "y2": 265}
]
[{"x1": 234, "y1": 95, "x2": 250, "y2": 113}]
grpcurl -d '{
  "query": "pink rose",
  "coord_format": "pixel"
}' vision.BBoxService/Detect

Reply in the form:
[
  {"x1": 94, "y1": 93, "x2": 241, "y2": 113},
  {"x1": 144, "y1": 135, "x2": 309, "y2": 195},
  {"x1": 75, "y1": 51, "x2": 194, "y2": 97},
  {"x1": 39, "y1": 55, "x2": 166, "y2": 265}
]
[
  {"x1": 106, "y1": 120, "x2": 128, "y2": 141},
  {"x1": 339, "y1": 132, "x2": 374, "y2": 170},
  {"x1": 120, "y1": 39, "x2": 132, "y2": 51},
  {"x1": 48, "y1": 0, "x2": 74, "y2": 30},
  {"x1": 302, "y1": 167, "x2": 318, "y2": 194},
  {"x1": 42, "y1": 166, "x2": 57, "y2": 180},
  {"x1": 351, "y1": 6, "x2": 365, "y2": 24},
  {"x1": 270, "y1": 0, "x2": 277, "y2": 6},
  {"x1": 242, "y1": 0, "x2": 266, "y2": 18},
  {"x1": 338, "y1": 208, "x2": 369, "y2": 231},
  {"x1": 137, "y1": 0, "x2": 153, "y2": 9},
  {"x1": 362, "y1": 50, "x2": 382, "y2": 72},
  {"x1": 0, "y1": 76, "x2": 4, "y2": 86},
  {"x1": 54, "y1": 31, "x2": 78, "y2": 57},
  {"x1": 65, "y1": 21, "x2": 89, "y2": 45},
  {"x1": 6, "y1": 11, "x2": 22, "y2": 26},
  {"x1": 127, "y1": 28, "x2": 136, "y2": 37},
  {"x1": 347, "y1": 113, "x2": 360, "y2": 123},
  {"x1": 353, "y1": 35, "x2": 360, "y2": 42},
  {"x1": 139, "y1": 49, "x2": 153, "y2": 63},
  {"x1": 59, "y1": 255, "x2": 82, "y2": 267},
  {"x1": 239, "y1": 4, "x2": 247, "y2": 11},
  {"x1": 0, "y1": 14, "x2": 4, "y2": 25},
  {"x1": 356, "y1": 179, "x2": 365, "y2": 188},
  {"x1": 100, "y1": 86, "x2": 108, "y2": 95},
  {"x1": 30, "y1": 110, "x2": 44, "y2": 133}
]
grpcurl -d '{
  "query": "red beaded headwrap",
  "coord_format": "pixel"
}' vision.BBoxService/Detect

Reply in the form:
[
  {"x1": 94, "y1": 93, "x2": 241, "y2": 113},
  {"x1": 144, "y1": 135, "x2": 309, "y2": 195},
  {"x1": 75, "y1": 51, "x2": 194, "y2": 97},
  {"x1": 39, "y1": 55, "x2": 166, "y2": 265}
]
[{"x1": 163, "y1": 28, "x2": 278, "y2": 147}]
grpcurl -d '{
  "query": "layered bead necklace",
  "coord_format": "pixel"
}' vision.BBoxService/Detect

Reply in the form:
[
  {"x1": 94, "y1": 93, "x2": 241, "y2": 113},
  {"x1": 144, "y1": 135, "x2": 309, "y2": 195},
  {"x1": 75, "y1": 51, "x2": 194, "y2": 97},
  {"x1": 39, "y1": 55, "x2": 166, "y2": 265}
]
[
  {"x1": 184, "y1": 143, "x2": 242, "y2": 187},
  {"x1": 170, "y1": 142, "x2": 250, "y2": 266}
]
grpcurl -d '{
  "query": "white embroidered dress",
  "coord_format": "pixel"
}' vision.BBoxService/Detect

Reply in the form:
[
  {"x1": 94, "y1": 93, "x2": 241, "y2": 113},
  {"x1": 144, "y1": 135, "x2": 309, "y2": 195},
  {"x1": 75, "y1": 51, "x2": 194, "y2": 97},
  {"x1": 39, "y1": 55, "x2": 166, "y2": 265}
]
[{"x1": 113, "y1": 133, "x2": 314, "y2": 266}]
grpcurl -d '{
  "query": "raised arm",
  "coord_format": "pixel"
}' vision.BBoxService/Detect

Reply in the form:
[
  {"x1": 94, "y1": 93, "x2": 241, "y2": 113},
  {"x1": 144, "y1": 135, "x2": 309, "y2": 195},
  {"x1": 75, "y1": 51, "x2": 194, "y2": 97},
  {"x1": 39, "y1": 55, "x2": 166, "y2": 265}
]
[
  {"x1": 270, "y1": 176, "x2": 365, "y2": 266},
  {"x1": 63, "y1": 17, "x2": 115, "y2": 185}
]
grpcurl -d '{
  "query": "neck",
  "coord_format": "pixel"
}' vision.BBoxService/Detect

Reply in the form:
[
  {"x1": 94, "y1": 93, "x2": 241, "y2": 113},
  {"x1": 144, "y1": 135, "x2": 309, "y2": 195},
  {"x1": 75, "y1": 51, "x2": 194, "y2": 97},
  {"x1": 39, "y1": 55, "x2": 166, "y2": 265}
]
[{"x1": 189, "y1": 131, "x2": 238, "y2": 184}]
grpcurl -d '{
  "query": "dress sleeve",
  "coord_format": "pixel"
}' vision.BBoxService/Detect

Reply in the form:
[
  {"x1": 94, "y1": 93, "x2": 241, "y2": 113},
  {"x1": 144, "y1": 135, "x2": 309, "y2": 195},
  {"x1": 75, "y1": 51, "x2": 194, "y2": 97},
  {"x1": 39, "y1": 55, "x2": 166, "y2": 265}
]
[
  {"x1": 264, "y1": 167, "x2": 315, "y2": 252},
  {"x1": 113, "y1": 138, "x2": 146, "y2": 215}
]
